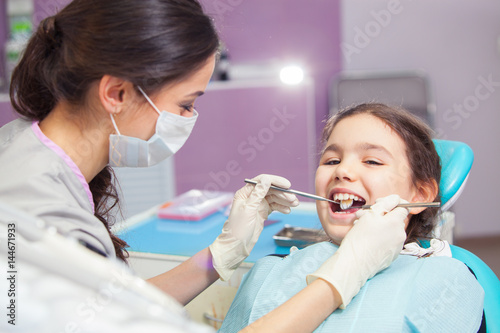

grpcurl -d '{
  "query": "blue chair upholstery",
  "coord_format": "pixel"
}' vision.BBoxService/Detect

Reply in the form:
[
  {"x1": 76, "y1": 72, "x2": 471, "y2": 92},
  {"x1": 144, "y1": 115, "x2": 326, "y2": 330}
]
[
  {"x1": 433, "y1": 139, "x2": 474, "y2": 211},
  {"x1": 434, "y1": 140, "x2": 499, "y2": 332},
  {"x1": 450, "y1": 245, "x2": 500, "y2": 333}
]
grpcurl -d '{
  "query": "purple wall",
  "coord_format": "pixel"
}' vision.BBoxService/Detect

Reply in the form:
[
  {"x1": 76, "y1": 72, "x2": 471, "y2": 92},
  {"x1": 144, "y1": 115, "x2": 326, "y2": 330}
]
[
  {"x1": 200, "y1": 0, "x2": 342, "y2": 137},
  {"x1": 175, "y1": 81, "x2": 318, "y2": 195},
  {"x1": 33, "y1": 0, "x2": 70, "y2": 26},
  {"x1": 174, "y1": 0, "x2": 342, "y2": 194}
]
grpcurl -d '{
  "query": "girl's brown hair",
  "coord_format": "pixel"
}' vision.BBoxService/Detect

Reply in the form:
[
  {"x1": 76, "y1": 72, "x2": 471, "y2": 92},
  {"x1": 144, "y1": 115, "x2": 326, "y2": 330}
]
[
  {"x1": 10, "y1": 0, "x2": 219, "y2": 261},
  {"x1": 321, "y1": 103, "x2": 441, "y2": 244}
]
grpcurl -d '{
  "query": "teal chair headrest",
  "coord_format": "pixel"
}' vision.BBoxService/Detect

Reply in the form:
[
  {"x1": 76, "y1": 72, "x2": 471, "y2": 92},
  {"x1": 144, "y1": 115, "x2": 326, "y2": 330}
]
[{"x1": 433, "y1": 139, "x2": 474, "y2": 211}]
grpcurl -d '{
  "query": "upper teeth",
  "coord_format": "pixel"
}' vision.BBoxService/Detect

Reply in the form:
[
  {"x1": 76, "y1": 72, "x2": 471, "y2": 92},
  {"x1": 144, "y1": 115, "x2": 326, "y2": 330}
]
[
  {"x1": 333, "y1": 193, "x2": 361, "y2": 202},
  {"x1": 333, "y1": 193, "x2": 362, "y2": 210}
]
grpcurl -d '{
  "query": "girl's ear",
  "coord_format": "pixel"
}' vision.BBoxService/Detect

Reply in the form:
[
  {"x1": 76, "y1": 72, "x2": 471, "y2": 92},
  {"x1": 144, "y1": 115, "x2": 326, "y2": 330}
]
[{"x1": 409, "y1": 179, "x2": 439, "y2": 215}]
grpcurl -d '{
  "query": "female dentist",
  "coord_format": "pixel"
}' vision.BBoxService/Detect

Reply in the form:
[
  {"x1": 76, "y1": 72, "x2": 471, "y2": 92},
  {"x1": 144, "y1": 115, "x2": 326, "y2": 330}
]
[{"x1": 0, "y1": 0, "x2": 409, "y2": 331}]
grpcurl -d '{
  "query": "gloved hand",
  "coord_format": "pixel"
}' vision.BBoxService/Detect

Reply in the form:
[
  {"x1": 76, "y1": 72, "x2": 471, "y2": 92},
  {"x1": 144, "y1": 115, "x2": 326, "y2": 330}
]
[
  {"x1": 306, "y1": 194, "x2": 408, "y2": 308},
  {"x1": 209, "y1": 174, "x2": 299, "y2": 281}
]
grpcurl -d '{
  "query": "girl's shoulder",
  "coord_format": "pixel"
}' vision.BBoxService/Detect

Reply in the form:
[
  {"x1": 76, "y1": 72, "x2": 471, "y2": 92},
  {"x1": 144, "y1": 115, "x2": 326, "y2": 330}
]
[
  {"x1": 397, "y1": 239, "x2": 477, "y2": 280},
  {"x1": 395, "y1": 254, "x2": 481, "y2": 288}
]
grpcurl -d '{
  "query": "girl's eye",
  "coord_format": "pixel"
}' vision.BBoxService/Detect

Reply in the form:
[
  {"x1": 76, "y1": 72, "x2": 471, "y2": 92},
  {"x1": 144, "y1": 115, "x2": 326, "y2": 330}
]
[
  {"x1": 324, "y1": 159, "x2": 340, "y2": 165},
  {"x1": 182, "y1": 104, "x2": 194, "y2": 112},
  {"x1": 365, "y1": 160, "x2": 382, "y2": 165}
]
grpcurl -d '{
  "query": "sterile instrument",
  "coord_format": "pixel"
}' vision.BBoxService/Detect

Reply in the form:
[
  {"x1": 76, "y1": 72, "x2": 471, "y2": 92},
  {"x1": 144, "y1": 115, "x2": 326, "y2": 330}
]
[{"x1": 244, "y1": 179, "x2": 441, "y2": 209}]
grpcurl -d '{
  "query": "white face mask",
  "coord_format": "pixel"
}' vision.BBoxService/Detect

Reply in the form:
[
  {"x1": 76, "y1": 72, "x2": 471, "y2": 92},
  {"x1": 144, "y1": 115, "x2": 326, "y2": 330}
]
[{"x1": 109, "y1": 87, "x2": 198, "y2": 167}]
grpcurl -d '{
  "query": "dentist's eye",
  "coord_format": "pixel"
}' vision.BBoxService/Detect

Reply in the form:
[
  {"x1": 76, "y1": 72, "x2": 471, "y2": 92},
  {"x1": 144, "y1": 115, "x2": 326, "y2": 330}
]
[
  {"x1": 178, "y1": 99, "x2": 196, "y2": 113},
  {"x1": 181, "y1": 104, "x2": 194, "y2": 112}
]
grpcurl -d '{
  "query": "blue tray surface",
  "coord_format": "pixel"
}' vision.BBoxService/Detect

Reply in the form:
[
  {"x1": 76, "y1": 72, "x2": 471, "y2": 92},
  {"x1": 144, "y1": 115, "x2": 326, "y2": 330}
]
[{"x1": 118, "y1": 209, "x2": 322, "y2": 263}]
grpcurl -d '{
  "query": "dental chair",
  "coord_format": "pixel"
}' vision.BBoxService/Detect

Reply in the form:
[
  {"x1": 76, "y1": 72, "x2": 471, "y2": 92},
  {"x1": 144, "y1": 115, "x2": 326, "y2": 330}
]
[{"x1": 433, "y1": 139, "x2": 500, "y2": 333}]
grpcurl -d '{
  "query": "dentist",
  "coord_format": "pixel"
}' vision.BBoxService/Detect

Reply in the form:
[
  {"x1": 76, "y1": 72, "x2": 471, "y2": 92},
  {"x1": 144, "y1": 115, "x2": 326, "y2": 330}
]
[{"x1": 0, "y1": 0, "x2": 408, "y2": 331}]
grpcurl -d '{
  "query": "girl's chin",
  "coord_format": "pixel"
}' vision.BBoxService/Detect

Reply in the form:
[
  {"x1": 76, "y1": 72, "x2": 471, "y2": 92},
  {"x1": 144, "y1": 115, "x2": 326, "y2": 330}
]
[
  {"x1": 319, "y1": 207, "x2": 358, "y2": 243},
  {"x1": 324, "y1": 227, "x2": 351, "y2": 246}
]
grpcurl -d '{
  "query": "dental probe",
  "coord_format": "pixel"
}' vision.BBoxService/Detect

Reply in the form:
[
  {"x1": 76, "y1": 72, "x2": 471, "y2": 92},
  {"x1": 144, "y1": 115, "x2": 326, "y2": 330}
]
[
  {"x1": 360, "y1": 202, "x2": 441, "y2": 209},
  {"x1": 244, "y1": 179, "x2": 338, "y2": 204},
  {"x1": 244, "y1": 179, "x2": 441, "y2": 209}
]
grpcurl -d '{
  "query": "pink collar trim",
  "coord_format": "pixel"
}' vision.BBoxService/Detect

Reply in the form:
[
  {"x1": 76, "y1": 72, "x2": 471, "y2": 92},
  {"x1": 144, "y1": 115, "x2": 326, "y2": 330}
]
[{"x1": 31, "y1": 121, "x2": 95, "y2": 213}]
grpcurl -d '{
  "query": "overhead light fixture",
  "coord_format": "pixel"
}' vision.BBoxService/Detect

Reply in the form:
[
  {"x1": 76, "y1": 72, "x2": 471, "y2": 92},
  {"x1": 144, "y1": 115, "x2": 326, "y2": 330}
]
[{"x1": 279, "y1": 65, "x2": 304, "y2": 85}]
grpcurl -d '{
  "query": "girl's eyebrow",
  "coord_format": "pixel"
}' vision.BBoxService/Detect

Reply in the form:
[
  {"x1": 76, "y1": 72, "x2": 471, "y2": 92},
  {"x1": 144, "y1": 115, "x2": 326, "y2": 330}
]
[
  {"x1": 357, "y1": 143, "x2": 394, "y2": 158},
  {"x1": 321, "y1": 143, "x2": 340, "y2": 156},
  {"x1": 321, "y1": 143, "x2": 393, "y2": 158}
]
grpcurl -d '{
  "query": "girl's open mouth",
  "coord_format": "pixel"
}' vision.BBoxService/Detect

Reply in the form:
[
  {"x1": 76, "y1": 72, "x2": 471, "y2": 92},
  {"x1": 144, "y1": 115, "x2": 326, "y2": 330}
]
[{"x1": 329, "y1": 192, "x2": 366, "y2": 214}]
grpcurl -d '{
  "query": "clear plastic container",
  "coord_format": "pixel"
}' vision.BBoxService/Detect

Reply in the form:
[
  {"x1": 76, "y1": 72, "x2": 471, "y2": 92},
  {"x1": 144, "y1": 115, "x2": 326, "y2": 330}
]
[{"x1": 157, "y1": 189, "x2": 234, "y2": 221}]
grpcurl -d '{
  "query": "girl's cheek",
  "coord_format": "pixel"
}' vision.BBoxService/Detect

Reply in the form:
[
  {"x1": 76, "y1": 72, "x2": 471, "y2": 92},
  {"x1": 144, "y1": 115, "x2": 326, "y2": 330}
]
[
  {"x1": 370, "y1": 171, "x2": 402, "y2": 195},
  {"x1": 316, "y1": 168, "x2": 331, "y2": 187}
]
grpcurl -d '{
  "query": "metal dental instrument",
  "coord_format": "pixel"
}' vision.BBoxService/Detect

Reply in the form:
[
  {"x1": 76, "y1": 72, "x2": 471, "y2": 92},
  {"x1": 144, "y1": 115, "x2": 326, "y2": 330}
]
[
  {"x1": 360, "y1": 202, "x2": 441, "y2": 209},
  {"x1": 244, "y1": 179, "x2": 441, "y2": 209},
  {"x1": 244, "y1": 179, "x2": 338, "y2": 204}
]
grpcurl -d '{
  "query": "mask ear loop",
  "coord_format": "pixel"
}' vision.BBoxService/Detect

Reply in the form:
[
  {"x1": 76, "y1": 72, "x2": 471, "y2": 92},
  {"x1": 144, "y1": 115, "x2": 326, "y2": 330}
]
[
  {"x1": 137, "y1": 86, "x2": 162, "y2": 116},
  {"x1": 109, "y1": 113, "x2": 121, "y2": 135}
]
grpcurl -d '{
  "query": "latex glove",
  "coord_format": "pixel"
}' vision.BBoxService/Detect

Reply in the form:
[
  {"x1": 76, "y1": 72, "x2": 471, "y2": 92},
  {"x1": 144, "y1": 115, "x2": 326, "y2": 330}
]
[
  {"x1": 306, "y1": 194, "x2": 408, "y2": 308},
  {"x1": 210, "y1": 175, "x2": 299, "y2": 281}
]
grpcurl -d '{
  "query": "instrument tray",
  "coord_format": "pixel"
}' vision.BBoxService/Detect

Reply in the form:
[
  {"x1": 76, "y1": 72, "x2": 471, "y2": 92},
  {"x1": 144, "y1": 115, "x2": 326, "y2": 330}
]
[{"x1": 273, "y1": 225, "x2": 326, "y2": 248}]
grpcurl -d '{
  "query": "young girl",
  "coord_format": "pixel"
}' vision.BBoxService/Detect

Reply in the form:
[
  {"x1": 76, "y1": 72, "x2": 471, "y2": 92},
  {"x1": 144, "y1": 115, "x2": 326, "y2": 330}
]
[{"x1": 220, "y1": 103, "x2": 484, "y2": 332}]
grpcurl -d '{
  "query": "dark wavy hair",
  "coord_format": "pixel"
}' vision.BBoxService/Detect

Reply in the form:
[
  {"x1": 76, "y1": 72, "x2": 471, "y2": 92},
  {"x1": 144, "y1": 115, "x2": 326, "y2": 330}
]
[
  {"x1": 321, "y1": 103, "x2": 441, "y2": 244},
  {"x1": 10, "y1": 0, "x2": 219, "y2": 261}
]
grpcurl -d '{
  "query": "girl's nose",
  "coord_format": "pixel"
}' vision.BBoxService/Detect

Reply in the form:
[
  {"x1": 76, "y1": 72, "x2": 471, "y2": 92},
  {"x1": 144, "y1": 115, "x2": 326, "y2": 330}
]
[{"x1": 332, "y1": 162, "x2": 356, "y2": 182}]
